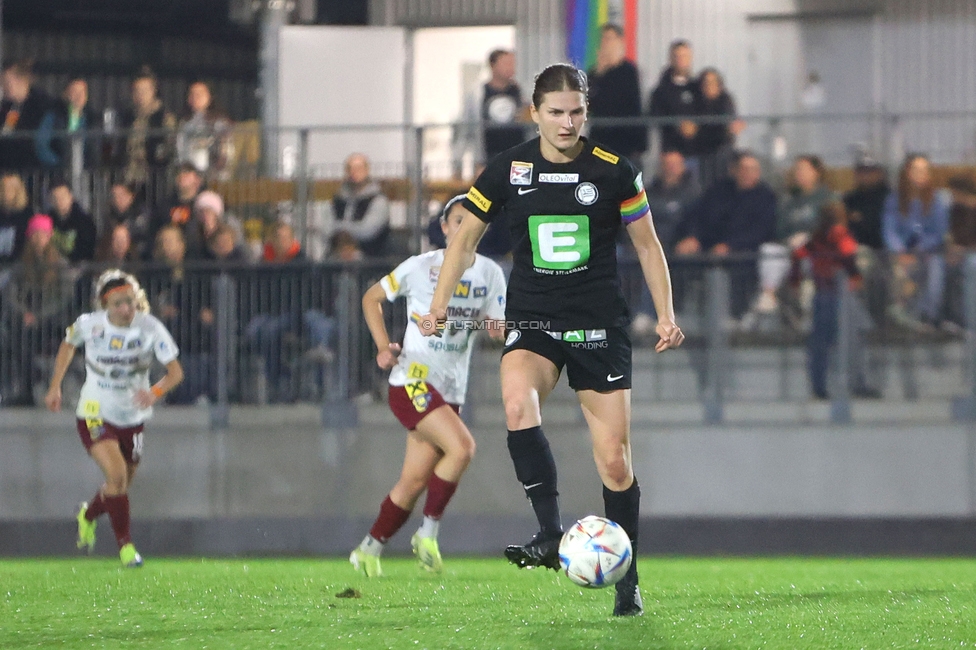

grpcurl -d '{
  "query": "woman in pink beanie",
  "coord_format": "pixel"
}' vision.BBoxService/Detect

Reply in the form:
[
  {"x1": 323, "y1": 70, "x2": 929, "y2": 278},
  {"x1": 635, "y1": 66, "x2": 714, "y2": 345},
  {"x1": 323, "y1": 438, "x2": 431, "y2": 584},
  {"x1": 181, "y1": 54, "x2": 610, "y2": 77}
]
[{"x1": 1, "y1": 213, "x2": 72, "y2": 405}]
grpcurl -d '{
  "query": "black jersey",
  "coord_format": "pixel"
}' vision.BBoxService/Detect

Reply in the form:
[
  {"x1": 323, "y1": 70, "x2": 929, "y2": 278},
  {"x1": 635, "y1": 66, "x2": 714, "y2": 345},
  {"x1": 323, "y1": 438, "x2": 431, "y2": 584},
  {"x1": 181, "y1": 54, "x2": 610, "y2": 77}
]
[{"x1": 462, "y1": 137, "x2": 651, "y2": 330}]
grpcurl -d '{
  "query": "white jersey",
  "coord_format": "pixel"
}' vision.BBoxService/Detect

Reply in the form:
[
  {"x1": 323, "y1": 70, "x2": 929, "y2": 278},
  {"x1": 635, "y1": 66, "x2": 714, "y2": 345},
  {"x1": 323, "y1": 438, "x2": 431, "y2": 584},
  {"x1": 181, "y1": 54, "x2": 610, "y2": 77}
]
[
  {"x1": 381, "y1": 250, "x2": 506, "y2": 404},
  {"x1": 65, "y1": 311, "x2": 180, "y2": 427}
]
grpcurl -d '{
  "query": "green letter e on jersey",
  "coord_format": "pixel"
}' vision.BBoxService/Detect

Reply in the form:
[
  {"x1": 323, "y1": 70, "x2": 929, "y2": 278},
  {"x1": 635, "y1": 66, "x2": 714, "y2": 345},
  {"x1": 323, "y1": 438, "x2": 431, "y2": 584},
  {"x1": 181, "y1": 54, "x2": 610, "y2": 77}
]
[{"x1": 528, "y1": 215, "x2": 590, "y2": 271}]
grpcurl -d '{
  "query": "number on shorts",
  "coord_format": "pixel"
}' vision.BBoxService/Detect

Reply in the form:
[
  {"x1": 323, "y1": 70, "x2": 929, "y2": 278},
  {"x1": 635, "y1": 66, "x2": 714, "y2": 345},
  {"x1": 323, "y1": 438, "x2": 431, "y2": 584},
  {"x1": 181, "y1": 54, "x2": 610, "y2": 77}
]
[{"x1": 132, "y1": 432, "x2": 144, "y2": 461}]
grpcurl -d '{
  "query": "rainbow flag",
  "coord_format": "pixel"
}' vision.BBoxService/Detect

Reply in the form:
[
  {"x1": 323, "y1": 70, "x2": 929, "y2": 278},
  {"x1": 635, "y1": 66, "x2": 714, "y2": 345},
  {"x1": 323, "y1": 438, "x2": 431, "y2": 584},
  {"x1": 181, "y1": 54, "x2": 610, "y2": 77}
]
[{"x1": 566, "y1": 0, "x2": 638, "y2": 71}]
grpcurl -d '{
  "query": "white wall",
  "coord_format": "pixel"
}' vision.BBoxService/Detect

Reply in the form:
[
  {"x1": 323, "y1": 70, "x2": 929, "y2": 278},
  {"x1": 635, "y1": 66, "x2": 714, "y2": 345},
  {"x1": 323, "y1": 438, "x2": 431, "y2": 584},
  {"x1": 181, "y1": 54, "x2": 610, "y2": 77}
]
[
  {"x1": 413, "y1": 26, "x2": 515, "y2": 178},
  {"x1": 278, "y1": 26, "x2": 407, "y2": 175}
]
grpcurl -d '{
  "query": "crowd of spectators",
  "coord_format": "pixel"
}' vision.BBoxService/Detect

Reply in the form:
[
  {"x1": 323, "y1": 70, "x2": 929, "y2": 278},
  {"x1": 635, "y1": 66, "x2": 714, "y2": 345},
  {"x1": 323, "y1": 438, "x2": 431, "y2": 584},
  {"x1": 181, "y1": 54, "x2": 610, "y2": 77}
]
[{"x1": 2, "y1": 25, "x2": 976, "y2": 405}]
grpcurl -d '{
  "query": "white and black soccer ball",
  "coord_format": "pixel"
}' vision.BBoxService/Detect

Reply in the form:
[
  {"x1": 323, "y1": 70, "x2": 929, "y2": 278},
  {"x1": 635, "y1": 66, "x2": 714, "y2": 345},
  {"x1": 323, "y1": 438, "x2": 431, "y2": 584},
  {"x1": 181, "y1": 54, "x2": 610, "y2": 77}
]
[{"x1": 558, "y1": 516, "x2": 632, "y2": 588}]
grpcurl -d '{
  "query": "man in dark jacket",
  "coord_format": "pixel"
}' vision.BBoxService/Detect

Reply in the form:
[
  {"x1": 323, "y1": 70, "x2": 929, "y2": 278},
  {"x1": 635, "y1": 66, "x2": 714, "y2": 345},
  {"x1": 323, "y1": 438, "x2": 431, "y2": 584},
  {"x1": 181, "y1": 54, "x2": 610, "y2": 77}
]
[
  {"x1": 587, "y1": 24, "x2": 647, "y2": 165},
  {"x1": 843, "y1": 158, "x2": 889, "y2": 250},
  {"x1": 630, "y1": 150, "x2": 702, "y2": 336},
  {"x1": 330, "y1": 153, "x2": 390, "y2": 258},
  {"x1": 149, "y1": 162, "x2": 204, "y2": 254},
  {"x1": 648, "y1": 40, "x2": 698, "y2": 158},
  {"x1": 481, "y1": 49, "x2": 525, "y2": 162},
  {"x1": 37, "y1": 78, "x2": 102, "y2": 172},
  {"x1": 116, "y1": 69, "x2": 176, "y2": 190},
  {"x1": 48, "y1": 179, "x2": 97, "y2": 262},
  {"x1": 676, "y1": 151, "x2": 777, "y2": 317},
  {"x1": 0, "y1": 60, "x2": 55, "y2": 171}
]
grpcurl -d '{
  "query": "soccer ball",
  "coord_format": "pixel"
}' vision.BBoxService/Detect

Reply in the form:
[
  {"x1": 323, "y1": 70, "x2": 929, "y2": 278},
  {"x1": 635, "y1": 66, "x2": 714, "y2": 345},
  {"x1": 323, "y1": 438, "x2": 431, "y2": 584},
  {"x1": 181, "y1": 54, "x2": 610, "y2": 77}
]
[{"x1": 558, "y1": 516, "x2": 632, "y2": 588}]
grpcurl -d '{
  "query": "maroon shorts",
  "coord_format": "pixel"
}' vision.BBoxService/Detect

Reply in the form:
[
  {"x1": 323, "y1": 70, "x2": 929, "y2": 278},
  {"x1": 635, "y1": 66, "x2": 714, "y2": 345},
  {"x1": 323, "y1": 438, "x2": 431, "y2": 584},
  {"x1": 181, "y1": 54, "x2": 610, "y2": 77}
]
[
  {"x1": 76, "y1": 418, "x2": 145, "y2": 465},
  {"x1": 388, "y1": 383, "x2": 460, "y2": 430}
]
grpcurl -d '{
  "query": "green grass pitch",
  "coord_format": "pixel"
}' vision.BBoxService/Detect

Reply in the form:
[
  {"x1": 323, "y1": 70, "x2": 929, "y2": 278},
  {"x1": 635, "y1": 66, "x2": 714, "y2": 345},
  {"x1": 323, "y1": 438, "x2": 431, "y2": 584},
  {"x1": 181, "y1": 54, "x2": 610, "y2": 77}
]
[{"x1": 2, "y1": 556, "x2": 976, "y2": 648}]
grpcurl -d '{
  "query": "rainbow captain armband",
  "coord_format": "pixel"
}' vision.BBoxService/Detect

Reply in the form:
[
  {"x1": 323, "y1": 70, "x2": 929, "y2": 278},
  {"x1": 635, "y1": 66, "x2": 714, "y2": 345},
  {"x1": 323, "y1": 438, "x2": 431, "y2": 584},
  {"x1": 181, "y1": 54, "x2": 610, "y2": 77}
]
[{"x1": 620, "y1": 187, "x2": 650, "y2": 224}]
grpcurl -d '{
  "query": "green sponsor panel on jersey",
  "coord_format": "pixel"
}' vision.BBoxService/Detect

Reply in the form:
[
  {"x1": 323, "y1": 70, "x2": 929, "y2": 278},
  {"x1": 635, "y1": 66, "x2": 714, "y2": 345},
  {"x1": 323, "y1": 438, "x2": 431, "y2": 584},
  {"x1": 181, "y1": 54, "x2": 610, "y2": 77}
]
[
  {"x1": 562, "y1": 330, "x2": 585, "y2": 342},
  {"x1": 527, "y1": 214, "x2": 590, "y2": 270}
]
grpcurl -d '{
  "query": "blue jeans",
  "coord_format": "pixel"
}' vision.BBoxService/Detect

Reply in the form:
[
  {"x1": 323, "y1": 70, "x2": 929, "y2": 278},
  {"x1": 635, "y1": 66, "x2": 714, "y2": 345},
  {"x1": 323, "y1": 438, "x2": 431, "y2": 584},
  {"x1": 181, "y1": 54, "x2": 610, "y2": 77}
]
[
  {"x1": 246, "y1": 310, "x2": 336, "y2": 387},
  {"x1": 807, "y1": 288, "x2": 872, "y2": 396}
]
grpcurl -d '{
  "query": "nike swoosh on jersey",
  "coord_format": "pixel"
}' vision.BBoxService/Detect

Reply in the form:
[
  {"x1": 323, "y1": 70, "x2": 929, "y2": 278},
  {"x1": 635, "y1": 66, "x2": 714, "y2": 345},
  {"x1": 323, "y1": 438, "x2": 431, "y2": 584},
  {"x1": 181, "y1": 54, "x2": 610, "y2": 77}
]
[
  {"x1": 607, "y1": 374, "x2": 624, "y2": 382},
  {"x1": 517, "y1": 187, "x2": 538, "y2": 195}
]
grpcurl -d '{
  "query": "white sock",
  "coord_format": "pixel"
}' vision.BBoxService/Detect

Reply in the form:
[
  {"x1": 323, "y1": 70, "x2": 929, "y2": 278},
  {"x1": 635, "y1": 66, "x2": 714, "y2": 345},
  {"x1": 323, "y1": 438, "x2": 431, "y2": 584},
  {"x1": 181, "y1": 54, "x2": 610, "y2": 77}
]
[
  {"x1": 417, "y1": 516, "x2": 440, "y2": 539},
  {"x1": 359, "y1": 535, "x2": 384, "y2": 556}
]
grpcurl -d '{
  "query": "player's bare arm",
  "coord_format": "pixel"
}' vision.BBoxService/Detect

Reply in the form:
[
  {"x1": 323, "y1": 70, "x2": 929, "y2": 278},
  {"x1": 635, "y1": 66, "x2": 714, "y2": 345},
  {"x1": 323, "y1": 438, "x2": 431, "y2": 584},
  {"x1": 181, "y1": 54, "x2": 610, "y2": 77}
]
[
  {"x1": 362, "y1": 281, "x2": 401, "y2": 369},
  {"x1": 419, "y1": 209, "x2": 487, "y2": 336},
  {"x1": 45, "y1": 341, "x2": 78, "y2": 412},
  {"x1": 626, "y1": 213, "x2": 685, "y2": 353},
  {"x1": 134, "y1": 359, "x2": 184, "y2": 409}
]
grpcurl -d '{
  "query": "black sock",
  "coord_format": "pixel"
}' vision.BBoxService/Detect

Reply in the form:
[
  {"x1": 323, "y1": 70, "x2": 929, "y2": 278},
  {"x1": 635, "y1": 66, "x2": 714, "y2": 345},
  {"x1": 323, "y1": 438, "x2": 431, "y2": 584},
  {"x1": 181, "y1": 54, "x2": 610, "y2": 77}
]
[
  {"x1": 507, "y1": 426, "x2": 562, "y2": 536},
  {"x1": 604, "y1": 478, "x2": 640, "y2": 586}
]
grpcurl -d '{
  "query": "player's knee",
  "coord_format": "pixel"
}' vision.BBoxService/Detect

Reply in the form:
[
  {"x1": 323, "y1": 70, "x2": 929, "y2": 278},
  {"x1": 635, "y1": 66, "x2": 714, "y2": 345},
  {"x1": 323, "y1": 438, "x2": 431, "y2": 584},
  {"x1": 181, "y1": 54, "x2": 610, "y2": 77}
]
[
  {"x1": 503, "y1": 393, "x2": 537, "y2": 428},
  {"x1": 599, "y1": 455, "x2": 631, "y2": 487},
  {"x1": 104, "y1": 474, "x2": 127, "y2": 495},
  {"x1": 459, "y1": 434, "x2": 476, "y2": 464}
]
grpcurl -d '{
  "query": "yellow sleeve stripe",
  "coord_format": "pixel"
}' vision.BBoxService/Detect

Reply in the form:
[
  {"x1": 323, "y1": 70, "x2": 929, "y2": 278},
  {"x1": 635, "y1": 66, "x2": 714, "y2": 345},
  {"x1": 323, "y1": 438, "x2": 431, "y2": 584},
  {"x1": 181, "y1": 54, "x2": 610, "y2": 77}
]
[
  {"x1": 592, "y1": 147, "x2": 620, "y2": 165},
  {"x1": 466, "y1": 187, "x2": 492, "y2": 213},
  {"x1": 384, "y1": 272, "x2": 400, "y2": 293}
]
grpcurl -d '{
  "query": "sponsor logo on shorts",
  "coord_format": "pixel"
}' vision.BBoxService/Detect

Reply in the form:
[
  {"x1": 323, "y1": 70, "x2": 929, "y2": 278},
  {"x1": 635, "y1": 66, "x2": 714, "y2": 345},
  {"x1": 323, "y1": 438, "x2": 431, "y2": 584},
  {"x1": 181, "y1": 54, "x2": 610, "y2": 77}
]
[
  {"x1": 539, "y1": 173, "x2": 579, "y2": 183},
  {"x1": 509, "y1": 161, "x2": 533, "y2": 185},
  {"x1": 592, "y1": 147, "x2": 619, "y2": 164},
  {"x1": 561, "y1": 328, "x2": 609, "y2": 349},
  {"x1": 405, "y1": 381, "x2": 432, "y2": 412},
  {"x1": 505, "y1": 330, "x2": 521, "y2": 346},
  {"x1": 575, "y1": 182, "x2": 599, "y2": 206},
  {"x1": 466, "y1": 187, "x2": 492, "y2": 213}
]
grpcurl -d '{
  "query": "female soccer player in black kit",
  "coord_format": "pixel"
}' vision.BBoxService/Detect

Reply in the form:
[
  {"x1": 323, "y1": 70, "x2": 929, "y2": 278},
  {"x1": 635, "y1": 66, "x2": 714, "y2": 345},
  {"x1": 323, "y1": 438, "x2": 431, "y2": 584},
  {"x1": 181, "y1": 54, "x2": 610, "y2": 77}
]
[{"x1": 418, "y1": 63, "x2": 684, "y2": 616}]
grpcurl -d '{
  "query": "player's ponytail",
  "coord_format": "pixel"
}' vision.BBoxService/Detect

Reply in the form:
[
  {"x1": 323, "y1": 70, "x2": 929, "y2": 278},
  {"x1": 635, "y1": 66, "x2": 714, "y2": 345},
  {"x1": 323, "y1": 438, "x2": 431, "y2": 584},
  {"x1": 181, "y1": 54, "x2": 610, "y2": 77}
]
[{"x1": 93, "y1": 268, "x2": 150, "y2": 314}]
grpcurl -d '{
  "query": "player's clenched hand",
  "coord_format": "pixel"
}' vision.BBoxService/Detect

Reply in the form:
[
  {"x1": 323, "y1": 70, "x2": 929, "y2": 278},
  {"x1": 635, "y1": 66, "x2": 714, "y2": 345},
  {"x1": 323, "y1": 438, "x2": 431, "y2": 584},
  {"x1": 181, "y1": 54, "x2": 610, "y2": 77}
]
[
  {"x1": 655, "y1": 321, "x2": 685, "y2": 353},
  {"x1": 44, "y1": 386, "x2": 61, "y2": 412},
  {"x1": 376, "y1": 343, "x2": 401, "y2": 370},
  {"x1": 417, "y1": 308, "x2": 447, "y2": 337},
  {"x1": 133, "y1": 389, "x2": 157, "y2": 409}
]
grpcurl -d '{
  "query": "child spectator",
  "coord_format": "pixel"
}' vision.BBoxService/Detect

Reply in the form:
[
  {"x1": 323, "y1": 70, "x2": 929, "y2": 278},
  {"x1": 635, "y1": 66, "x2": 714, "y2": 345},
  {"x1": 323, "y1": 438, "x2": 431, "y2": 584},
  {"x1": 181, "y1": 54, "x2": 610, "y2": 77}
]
[{"x1": 791, "y1": 202, "x2": 879, "y2": 400}]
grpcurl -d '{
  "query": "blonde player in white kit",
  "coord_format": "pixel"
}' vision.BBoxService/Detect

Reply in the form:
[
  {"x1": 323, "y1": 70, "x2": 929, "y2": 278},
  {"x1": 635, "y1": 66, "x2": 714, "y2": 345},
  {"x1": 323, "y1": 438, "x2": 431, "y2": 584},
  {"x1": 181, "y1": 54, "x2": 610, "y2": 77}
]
[
  {"x1": 349, "y1": 195, "x2": 507, "y2": 577},
  {"x1": 45, "y1": 269, "x2": 184, "y2": 567}
]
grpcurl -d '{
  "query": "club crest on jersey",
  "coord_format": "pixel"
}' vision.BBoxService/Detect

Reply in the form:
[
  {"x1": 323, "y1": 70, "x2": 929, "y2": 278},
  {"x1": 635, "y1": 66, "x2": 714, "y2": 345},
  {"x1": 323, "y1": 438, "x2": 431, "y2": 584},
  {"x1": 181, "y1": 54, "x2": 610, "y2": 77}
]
[
  {"x1": 91, "y1": 325, "x2": 104, "y2": 339},
  {"x1": 453, "y1": 280, "x2": 471, "y2": 297},
  {"x1": 575, "y1": 182, "x2": 599, "y2": 205},
  {"x1": 509, "y1": 161, "x2": 533, "y2": 186},
  {"x1": 109, "y1": 335, "x2": 125, "y2": 350}
]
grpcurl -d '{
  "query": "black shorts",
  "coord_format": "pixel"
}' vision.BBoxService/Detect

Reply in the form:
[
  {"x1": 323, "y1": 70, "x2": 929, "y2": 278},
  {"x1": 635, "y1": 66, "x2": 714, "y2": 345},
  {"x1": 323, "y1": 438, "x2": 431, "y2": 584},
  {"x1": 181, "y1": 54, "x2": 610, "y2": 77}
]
[{"x1": 501, "y1": 326, "x2": 632, "y2": 392}]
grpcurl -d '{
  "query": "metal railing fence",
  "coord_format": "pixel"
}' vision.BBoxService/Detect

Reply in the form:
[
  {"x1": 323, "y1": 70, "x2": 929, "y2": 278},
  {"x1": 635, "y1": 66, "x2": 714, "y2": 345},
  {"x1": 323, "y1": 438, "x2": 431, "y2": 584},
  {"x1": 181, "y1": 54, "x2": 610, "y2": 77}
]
[{"x1": 1, "y1": 253, "x2": 973, "y2": 425}]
